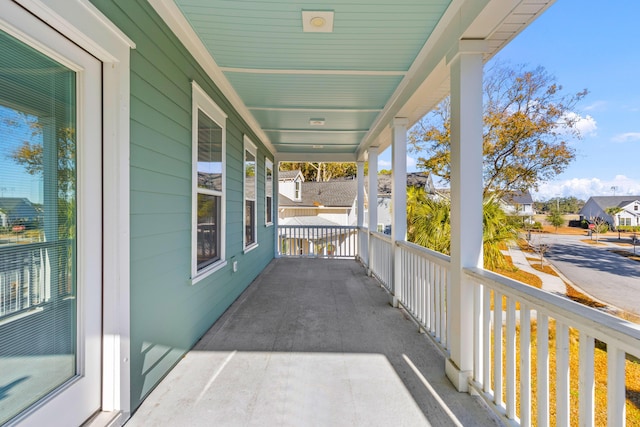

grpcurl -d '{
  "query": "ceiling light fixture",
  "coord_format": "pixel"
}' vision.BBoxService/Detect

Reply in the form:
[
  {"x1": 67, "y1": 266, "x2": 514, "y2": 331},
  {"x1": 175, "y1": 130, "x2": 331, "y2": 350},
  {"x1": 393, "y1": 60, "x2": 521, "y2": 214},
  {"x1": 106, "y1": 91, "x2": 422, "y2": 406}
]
[
  {"x1": 309, "y1": 118, "x2": 325, "y2": 126},
  {"x1": 302, "y1": 11, "x2": 334, "y2": 33},
  {"x1": 310, "y1": 17, "x2": 325, "y2": 27},
  {"x1": 312, "y1": 145, "x2": 324, "y2": 149}
]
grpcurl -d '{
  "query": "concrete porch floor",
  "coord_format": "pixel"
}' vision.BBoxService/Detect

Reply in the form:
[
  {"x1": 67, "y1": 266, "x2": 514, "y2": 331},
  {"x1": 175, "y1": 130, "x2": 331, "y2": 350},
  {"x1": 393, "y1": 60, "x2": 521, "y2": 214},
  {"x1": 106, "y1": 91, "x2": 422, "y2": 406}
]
[{"x1": 126, "y1": 259, "x2": 502, "y2": 427}]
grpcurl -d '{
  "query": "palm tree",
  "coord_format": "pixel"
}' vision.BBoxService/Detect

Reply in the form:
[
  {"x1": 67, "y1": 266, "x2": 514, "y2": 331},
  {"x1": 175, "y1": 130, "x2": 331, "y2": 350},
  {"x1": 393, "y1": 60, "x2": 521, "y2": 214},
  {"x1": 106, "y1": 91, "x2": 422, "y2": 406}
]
[{"x1": 407, "y1": 188, "x2": 516, "y2": 270}]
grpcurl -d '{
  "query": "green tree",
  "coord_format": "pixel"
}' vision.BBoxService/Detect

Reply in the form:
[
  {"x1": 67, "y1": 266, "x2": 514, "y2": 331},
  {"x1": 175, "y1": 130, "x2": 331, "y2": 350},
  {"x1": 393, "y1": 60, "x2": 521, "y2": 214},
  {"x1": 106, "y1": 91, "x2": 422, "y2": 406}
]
[
  {"x1": 547, "y1": 209, "x2": 564, "y2": 232},
  {"x1": 407, "y1": 188, "x2": 516, "y2": 270},
  {"x1": 409, "y1": 62, "x2": 587, "y2": 198},
  {"x1": 279, "y1": 162, "x2": 363, "y2": 182},
  {"x1": 605, "y1": 206, "x2": 624, "y2": 229}
]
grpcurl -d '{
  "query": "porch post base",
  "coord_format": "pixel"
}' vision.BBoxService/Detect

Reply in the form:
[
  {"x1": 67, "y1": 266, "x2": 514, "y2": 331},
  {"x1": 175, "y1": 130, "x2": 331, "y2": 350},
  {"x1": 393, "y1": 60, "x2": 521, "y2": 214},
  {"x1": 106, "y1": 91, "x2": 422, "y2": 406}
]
[
  {"x1": 445, "y1": 358, "x2": 471, "y2": 392},
  {"x1": 392, "y1": 295, "x2": 400, "y2": 308}
]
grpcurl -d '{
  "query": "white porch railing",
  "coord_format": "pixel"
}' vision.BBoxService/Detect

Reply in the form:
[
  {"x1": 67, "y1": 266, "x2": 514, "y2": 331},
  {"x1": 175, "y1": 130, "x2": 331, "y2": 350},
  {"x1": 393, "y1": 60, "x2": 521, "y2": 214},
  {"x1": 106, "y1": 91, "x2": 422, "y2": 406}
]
[
  {"x1": 277, "y1": 225, "x2": 358, "y2": 258},
  {"x1": 465, "y1": 267, "x2": 640, "y2": 427},
  {"x1": 396, "y1": 240, "x2": 450, "y2": 351},
  {"x1": 368, "y1": 231, "x2": 392, "y2": 291},
  {"x1": 365, "y1": 237, "x2": 640, "y2": 426},
  {"x1": 0, "y1": 241, "x2": 62, "y2": 320}
]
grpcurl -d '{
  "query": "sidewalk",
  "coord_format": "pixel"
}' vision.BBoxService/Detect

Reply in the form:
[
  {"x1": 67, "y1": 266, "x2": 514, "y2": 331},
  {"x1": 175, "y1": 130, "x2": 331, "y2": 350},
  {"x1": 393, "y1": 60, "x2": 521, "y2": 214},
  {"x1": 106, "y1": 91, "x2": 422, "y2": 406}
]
[{"x1": 507, "y1": 244, "x2": 567, "y2": 295}]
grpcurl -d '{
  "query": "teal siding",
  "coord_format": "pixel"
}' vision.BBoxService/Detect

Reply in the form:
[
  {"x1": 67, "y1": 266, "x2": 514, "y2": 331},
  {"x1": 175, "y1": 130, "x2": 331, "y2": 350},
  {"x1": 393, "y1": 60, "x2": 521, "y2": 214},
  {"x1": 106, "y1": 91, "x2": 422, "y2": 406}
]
[{"x1": 90, "y1": 0, "x2": 275, "y2": 411}]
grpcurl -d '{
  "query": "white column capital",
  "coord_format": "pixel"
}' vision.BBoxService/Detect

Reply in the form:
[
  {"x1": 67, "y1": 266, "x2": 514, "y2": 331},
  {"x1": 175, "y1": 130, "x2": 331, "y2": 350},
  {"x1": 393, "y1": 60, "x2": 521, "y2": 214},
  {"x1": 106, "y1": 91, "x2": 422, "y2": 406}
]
[
  {"x1": 446, "y1": 39, "x2": 489, "y2": 65},
  {"x1": 392, "y1": 117, "x2": 409, "y2": 127}
]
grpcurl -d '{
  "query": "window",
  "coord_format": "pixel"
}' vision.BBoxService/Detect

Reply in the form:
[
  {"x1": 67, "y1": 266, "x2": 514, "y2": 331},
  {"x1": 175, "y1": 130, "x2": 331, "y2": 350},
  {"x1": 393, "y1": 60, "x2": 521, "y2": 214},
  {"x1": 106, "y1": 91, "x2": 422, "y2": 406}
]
[
  {"x1": 244, "y1": 136, "x2": 258, "y2": 250},
  {"x1": 634, "y1": 204, "x2": 638, "y2": 211},
  {"x1": 295, "y1": 179, "x2": 301, "y2": 200},
  {"x1": 192, "y1": 82, "x2": 226, "y2": 278},
  {"x1": 265, "y1": 159, "x2": 273, "y2": 225}
]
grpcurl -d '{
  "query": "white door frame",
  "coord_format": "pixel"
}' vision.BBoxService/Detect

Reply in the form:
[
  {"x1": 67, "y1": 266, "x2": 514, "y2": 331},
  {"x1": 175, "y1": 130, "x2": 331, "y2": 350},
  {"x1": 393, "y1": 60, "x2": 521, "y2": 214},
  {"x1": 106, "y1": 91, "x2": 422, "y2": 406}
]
[{"x1": 4, "y1": 0, "x2": 135, "y2": 423}]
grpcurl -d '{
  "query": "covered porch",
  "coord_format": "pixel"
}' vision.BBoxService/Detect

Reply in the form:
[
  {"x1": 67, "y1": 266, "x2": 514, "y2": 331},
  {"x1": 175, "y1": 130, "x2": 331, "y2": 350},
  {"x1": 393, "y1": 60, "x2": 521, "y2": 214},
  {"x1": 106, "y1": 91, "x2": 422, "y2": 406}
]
[{"x1": 127, "y1": 258, "x2": 500, "y2": 426}]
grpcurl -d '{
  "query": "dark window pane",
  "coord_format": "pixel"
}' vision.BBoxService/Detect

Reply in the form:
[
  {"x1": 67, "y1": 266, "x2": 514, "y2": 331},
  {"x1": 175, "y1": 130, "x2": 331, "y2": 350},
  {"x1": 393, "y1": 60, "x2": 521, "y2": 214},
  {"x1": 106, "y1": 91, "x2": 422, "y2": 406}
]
[
  {"x1": 197, "y1": 193, "x2": 220, "y2": 270},
  {"x1": 245, "y1": 200, "x2": 255, "y2": 246}
]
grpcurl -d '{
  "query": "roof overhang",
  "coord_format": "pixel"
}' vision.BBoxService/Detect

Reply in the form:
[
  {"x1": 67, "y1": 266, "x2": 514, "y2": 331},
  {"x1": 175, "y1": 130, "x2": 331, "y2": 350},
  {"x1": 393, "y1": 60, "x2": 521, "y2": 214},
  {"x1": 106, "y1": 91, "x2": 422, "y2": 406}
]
[{"x1": 149, "y1": 0, "x2": 554, "y2": 161}]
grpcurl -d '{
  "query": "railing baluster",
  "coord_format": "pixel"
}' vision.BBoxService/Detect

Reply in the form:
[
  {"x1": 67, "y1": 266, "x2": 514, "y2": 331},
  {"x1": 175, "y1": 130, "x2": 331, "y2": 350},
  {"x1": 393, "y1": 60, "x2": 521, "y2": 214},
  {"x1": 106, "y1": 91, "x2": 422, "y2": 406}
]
[
  {"x1": 556, "y1": 322, "x2": 570, "y2": 427},
  {"x1": 520, "y1": 303, "x2": 531, "y2": 427},
  {"x1": 607, "y1": 344, "x2": 626, "y2": 427},
  {"x1": 434, "y1": 265, "x2": 441, "y2": 341},
  {"x1": 493, "y1": 291, "x2": 503, "y2": 407},
  {"x1": 578, "y1": 332, "x2": 595, "y2": 427},
  {"x1": 474, "y1": 281, "x2": 483, "y2": 384},
  {"x1": 483, "y1": 287, "x2": 492, "y2": 394},
  {"x1": 506, "y1": 297, "x2": 516, "y2": 419},
  {"x1": 537, "y1": 313, "x2": 549, "y2": 426}
]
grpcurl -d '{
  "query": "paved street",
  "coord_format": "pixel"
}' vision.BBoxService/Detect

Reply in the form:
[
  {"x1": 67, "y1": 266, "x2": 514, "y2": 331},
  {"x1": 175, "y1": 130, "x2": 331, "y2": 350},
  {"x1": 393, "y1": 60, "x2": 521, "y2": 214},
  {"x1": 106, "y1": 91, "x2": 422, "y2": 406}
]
[{"x1": 531, "y1": 233, "x2": 640, "y2": 315}]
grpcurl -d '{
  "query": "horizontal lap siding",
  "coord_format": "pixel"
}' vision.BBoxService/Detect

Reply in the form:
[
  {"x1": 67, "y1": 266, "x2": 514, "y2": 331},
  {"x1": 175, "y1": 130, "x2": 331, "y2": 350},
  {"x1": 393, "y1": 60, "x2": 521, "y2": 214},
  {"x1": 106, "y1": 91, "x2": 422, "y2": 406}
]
[{"x1": 90, "y1": 0, "x2": 275, "y2": 411}]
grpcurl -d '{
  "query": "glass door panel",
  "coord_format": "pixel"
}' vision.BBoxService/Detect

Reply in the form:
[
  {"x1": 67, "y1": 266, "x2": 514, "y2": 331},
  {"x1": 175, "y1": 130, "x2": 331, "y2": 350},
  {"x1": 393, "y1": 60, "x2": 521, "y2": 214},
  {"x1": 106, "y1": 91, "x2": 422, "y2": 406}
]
[{"x1": 0, "y1": 9, "x2": 102, "y2": 424}]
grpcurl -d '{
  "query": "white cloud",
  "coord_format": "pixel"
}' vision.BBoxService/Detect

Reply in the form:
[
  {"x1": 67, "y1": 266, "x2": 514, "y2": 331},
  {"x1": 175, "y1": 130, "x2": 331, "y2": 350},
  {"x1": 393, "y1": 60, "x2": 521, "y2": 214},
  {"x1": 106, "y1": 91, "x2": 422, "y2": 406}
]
[
  {"x1": 612, "y1": 132, "x2": 640, "y2": 143},
  {"x1": 534, "y1": 175, "x2": 640, "y2": 201},
  {"x1": 562, "y1": 112, "x2": 597, "y2": 137}
]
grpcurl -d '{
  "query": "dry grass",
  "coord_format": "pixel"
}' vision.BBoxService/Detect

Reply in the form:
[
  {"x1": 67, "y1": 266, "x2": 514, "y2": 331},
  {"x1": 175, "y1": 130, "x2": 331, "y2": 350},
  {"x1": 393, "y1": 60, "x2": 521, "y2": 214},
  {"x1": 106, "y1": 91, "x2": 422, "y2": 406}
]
[
  {"x1": 610, "y1": 249, "x2": 640, "y2": 263},
  {"x1": 540, "y1": 225, "x2": 587, "y2": 235},
  {"x1": 488, "y1": 247, "x2": 640, "y2": 425},
  {"x1": 580, "y1": 239, "x2": 608, "y2": 246},
  {"x1": 492, "y1": 318, "x2": 640, "y2": 426}
]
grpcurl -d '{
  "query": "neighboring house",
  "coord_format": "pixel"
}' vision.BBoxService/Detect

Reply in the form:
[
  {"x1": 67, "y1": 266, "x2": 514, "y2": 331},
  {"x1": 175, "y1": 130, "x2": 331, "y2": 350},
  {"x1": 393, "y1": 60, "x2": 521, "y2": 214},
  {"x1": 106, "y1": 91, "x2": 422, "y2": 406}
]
[
  {"x1": 278, "y1": 169, "x2": 304, "y2": 202},
  {"x1": 278, "y1": 174, "x2": 359, "y2": 256},
  {"x1": 0, "y1": 197, "x2": 41, "y2": 229},
  {"x1": 375, "y1": 172, "x2": 440, "y2": 234},
  {"x1": 579, "y1": 196, "x2": 640, "y2": 228},
  {"x1": 500, "y1": 191, "x2": 535, "y2": 222}
]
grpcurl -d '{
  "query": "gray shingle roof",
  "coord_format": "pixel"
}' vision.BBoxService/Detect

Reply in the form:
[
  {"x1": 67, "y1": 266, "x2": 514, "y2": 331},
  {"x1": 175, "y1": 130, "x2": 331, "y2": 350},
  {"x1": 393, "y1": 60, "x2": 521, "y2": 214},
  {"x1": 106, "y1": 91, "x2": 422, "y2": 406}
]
[
  {"x1": 279, "y1": 180, "x2": 358, "y2": 207},
  {"x1": 279, "y1": 170, "x2": 303, "y2": 181},
  {"x1": 586, "y1": 196, "x2": 640, "y2": 210},
  {"x1": 503, "y1": 191, "x2": 534, "y2": 205}
]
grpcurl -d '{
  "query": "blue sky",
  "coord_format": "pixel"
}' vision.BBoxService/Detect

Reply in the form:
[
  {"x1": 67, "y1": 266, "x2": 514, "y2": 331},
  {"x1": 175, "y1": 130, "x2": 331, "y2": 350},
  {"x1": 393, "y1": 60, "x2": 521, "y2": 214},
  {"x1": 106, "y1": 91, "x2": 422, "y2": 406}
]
[
  {"x1": 0, "y1": 106, "x2": 43, "y2": 204},
  {"x1": 382, "y1": 0, "x2": 640, "y2": 201}
]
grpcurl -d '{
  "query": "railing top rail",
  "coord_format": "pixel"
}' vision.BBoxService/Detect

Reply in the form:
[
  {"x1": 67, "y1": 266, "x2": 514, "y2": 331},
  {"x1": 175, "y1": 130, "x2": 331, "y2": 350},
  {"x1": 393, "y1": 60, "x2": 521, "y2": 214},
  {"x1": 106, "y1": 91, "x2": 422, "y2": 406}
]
[
  {"x1": 277, "y1": 225, "x2": 357, "y2": 230},
  {"x1": 465, "y1": 266, "x2": 640, "y2": 357},
  {"x1": 368, "y1": 231, "x2": 392, "y2": 243},
  {"x1": 396, "y1": 239, "x2": 451, "y2": 265}
]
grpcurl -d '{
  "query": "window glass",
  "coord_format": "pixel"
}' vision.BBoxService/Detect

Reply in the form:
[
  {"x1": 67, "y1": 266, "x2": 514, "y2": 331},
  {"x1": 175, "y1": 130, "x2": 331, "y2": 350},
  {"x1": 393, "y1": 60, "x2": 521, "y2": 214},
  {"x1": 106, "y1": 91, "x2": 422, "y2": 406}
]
[
  {"x1": 196, "y1": 109, "x2": 223, "y2": 271},
  {"x1": 197, "y1": 110, "x2": 222, "y2": 192},
  {"x1": 244, "y1": 145, "x2": 256, "y2": 247},
  {"x1": 0, "y1": 28, "x2": 77, "y2": 423},
  {"x1": 265, "y1": 160, "x2": 273, "y2": 225},
  {"x1": 192, "y1": 82, "x2": 226, "y2": 278}
]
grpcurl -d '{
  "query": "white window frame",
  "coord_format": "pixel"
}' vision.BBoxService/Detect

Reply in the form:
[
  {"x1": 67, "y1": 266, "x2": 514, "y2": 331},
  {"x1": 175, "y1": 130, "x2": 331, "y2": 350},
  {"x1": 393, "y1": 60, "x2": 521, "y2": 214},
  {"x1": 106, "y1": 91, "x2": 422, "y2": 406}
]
[
  {"x1": 1, "y1": 0, "x2": 135, "y2": 422},
  {"x1": 192, "y1": 81, "x2": 227, "y2": 281},
  {"x1": 294, "y1": 179, "x2": 301, "y2": 201},
  {"x1": 265, "y1": 159, "x2": 273, "y2": 226},
  {"x1": 244, "y1": 136, "x2": 258, "y2": 252}
]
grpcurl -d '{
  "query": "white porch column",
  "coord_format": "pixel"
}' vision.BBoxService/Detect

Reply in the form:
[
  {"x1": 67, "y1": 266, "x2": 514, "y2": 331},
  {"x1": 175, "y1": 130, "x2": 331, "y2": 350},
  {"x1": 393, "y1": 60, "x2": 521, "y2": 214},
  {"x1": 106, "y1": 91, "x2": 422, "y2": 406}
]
[
  {"x1": 391, "y1": 118, "x2": 408, "y2": 306},
  {"x1": 446, "y1": 40, "x2": 487, "y2": 392},
  {"x1": 356, "y1": 161, "x2": 368, "y2": 265},
  {"x1": 273, "y1": 159, "x2": 280, "y2": 258},
  {"x1": 367, "y1": 147, "x2": 378, "y2": 275}
]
